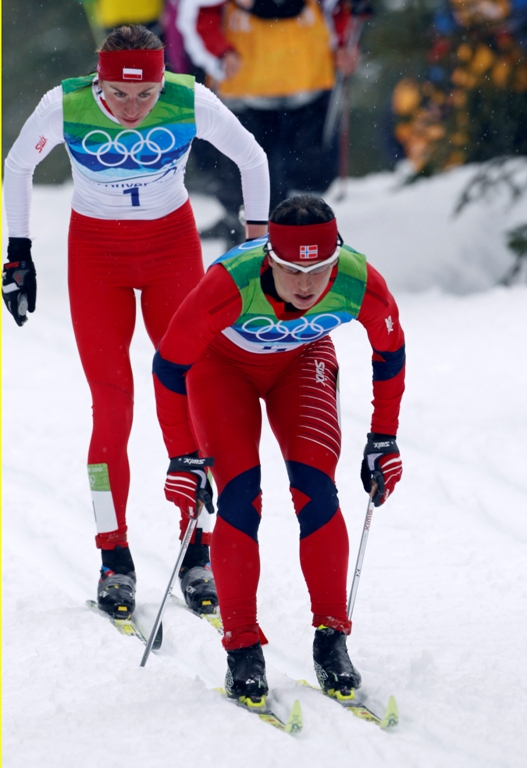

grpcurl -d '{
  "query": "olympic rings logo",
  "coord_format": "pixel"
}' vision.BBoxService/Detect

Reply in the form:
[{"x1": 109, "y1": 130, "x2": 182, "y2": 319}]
[
  {"x1": 241, "y1": 314, "x2": 342, "y2": 342},
  {"x1": 82, "y1": 127, "x2": 176, "y2": 167}
]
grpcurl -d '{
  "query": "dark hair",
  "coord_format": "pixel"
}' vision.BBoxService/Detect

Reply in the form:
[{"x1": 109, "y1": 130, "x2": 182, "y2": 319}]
[
  {"x1": 270, "y1": 195, "x2": 335, "y2": 225},
  {"x1": 98, "y1": 25, "x2": 164, "y2": 52}
]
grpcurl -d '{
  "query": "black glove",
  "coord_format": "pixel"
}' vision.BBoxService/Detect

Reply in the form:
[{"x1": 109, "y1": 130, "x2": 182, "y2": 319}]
[
  {"x1": 2, "y1": 238, "x2": 37, "y2": 327},
  {"x1": 165, "y1": 453, "x2": 215, "y2": 518},
  {"x1": 360, "y1": 433, "x2": 402, "y2": 507}
]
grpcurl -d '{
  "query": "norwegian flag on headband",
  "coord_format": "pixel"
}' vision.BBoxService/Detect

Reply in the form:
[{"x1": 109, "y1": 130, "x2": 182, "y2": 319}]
[{"x1": 299, "y1": 244, "x2": 318, "y2": 260}]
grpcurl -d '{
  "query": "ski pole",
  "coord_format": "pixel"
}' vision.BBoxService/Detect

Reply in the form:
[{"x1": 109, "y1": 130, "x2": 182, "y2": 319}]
[
  {"x1": 322, "y1": 20, "x2": 363, "y2": 150},
  {"x1": 140, "y1": 516, "x2": 198, "y2": 667},
  {"x1": 347, "y1": 484, "x2": 377, "y2": 621}
]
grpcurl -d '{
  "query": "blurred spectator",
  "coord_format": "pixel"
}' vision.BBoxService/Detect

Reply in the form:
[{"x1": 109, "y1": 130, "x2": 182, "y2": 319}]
[
  {"x1": 89, "y1": 0, "x2": 165, "y2": 36},
  {"x1": 392, "y1": 0, "x2": 527, "y2": 175},
  {"x1": 178, "y1": 0, "x2": 366, "y2": 246},
  {"x1": 163, "y1": 0, "x2": 193, "y2": 71}
]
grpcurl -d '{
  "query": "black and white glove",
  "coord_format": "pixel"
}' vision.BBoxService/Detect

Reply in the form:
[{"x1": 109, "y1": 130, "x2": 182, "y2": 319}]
[
  {"x1": 2, "y1": 238, "x2": 37, "y2": 327},
  {"x1": 165, "y1": 453, "x2": 215, "y2": 518},
  {"x1": 360, "y1": 433, "x2": 402, "y2": 507}
]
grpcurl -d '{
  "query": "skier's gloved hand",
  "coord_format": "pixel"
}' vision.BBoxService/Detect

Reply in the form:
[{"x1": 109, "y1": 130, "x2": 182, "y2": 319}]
[
  {"x1": 360, "y1": 433, "x2": 402, "y2": 507},
  {"x1": 2, "y1": 238, "x2": 36, "y2": 327},
  {"x1": 165, "y1": 453, "x2": 215, "y2": 518}
]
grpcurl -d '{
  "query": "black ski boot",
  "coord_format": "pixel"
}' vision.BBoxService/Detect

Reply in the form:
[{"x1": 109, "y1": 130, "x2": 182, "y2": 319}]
[
  {"x1": 225, "y1": 643, "x2": 269, "y2": 701},
  {"x1": 313, "y1": 626, "x2": 362, "y2": 695},
  {"x1": 179, "y1": 541, "x2": 218, "y2": 614},
  {"x1": 97, "y1": 545, "x2": 136, "y2": 619}
]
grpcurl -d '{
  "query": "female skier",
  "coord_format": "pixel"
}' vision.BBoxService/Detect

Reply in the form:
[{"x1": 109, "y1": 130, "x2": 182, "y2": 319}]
[
  {"x1": 152, "y1": 195, "x2": 405, "y2": 702},
  {"x1": 2, "y1": 24, "x2": 269, "y2": 619}
]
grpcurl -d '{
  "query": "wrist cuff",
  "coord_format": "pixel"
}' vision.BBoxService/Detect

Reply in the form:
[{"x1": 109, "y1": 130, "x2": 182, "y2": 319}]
[{"x1": 7, "y1": 238, "x2": 32, "y2": 262}]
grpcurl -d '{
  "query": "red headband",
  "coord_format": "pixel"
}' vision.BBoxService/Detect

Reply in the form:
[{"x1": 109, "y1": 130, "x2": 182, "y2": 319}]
[
  {"x1": 97, "y1": 49, "x2": 165, "y2": 83},
  {"x1": 268, "y1": 219, "x2": 338, "y2": 262}
]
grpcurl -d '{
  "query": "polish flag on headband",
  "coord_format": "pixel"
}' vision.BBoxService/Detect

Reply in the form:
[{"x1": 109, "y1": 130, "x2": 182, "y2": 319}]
[
  {"x1": 268, "y1": 219, "x2": 338, "y2": 263},
  {"x1": 122, "y1": 68, "x2": 144, "y2": 81},
  {"x1": 97, "y1": 49, "x2": 165, "y2": 83}
]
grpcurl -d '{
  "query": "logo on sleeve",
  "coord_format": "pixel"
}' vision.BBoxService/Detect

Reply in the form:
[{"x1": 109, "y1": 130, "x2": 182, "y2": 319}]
[
  {"x1": 35, "y1": 135, "x2": 48, "y2": 153},
  {"x1": 385, "y1": 315, "x2": 394, "y2": 334}
]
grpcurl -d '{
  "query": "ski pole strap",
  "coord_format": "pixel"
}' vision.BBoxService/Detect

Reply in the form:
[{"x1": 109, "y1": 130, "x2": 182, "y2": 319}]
[{"x1": 168, "y1": 455, "x2": 214, "y2": 472}]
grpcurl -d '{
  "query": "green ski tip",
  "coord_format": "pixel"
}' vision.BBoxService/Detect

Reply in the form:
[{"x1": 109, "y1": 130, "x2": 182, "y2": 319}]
[
  {"x1": 216, "y1": 688, "x2": 302, "y2": 735},
  {"x1": 380, "y1": 695, "x2": 399, "y2": 729},
  {"x1": 285, "y1": 699, "x2": 303, "y2": 734},
  {"x1": 297, "y1": 678, "x2": 398, "y2": 728}
]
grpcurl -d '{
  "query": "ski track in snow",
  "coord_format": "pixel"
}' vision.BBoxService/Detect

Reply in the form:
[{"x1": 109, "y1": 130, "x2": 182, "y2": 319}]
[{"x1": 2, "y1": 169, "x2": 527, "y2": 768}]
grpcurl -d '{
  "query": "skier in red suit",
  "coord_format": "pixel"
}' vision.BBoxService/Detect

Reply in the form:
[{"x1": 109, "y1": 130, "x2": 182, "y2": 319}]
[
  {"x1": 153, "y1": 194, "x2": 405, "y2": 703},
  {"x1": 2, "y1": 25, "x2": 269, "y2": 621}
]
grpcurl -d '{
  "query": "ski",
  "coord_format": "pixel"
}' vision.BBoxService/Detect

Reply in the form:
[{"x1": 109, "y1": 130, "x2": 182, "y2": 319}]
[
  {"x1": 298, "y1": 679, "x2": 398, "y2": 728},
  {"x1": 172, "y1": 594, "x2": 391, "y2": 729},
  {"x1": 171, "y1": 594, "x2": 223, "y2": 634},
  {"x1": 86, "y1": 599, "x2": 163, "y2": 650},
  {"x1": 215, "y1": 688, "x2": 302, "y2": 735}
]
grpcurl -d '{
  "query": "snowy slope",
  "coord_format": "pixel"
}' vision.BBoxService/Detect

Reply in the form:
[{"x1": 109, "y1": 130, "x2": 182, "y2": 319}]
[{"x1": 2, "y1": 166, "x2": 527, "y2": 768}]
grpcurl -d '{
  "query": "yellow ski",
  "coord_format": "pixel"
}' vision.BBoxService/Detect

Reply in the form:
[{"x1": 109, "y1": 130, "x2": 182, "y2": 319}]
[
  {"x1": 299, "y1": 679, "x2": 398, "y2": 729},
  {"x1": 86, "y1": 599, "x2": 163, "y2": 650},
  {"x1": 215, "y1": 688, "x2": 302, "y2": 735},
  {"x1": 171, "y1": 594, "x2": 224, "y2": 634}
]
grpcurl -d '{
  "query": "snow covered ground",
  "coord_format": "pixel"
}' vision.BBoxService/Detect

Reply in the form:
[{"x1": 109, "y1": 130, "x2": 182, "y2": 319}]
[{"x1": 2, "y1": 163, "x2": 527, "y2": 767}]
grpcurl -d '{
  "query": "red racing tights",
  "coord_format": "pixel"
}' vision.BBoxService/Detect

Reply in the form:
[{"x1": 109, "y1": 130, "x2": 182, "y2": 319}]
[
  {"x1": 68, "y1": 201, "x2": 204, "y2": 550},
  {"x1": 186, "y1": 333, "x2": 352, "y2": 650}
]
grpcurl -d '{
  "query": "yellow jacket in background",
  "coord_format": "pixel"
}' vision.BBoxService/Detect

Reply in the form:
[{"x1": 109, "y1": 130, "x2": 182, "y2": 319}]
[
  {"x1": 219, "y1": 0, "x2": 335, "y2": 99},
  {"x1": 94, "y1": 0, "x2": 164, "y2": 28}
]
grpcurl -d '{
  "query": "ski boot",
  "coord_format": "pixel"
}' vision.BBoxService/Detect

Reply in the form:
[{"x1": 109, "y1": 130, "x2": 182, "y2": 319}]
[
  {"x1": 179, "y1": 542, "x2": 218, "y2": 614},
  {"x1": 97, "y1": 545, "x2": 136, "y2": 619},
  {"x1": 225, "y1": 642, "x2": 269, "y2": 703},
  {"x1": 313, "y1": 625, "x2": 362, "y2": 697}
]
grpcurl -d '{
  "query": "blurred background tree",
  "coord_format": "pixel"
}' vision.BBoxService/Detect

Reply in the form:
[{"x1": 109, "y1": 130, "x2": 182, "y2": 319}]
[
  {"x1": 391, "y1": 0, "x2": 527, "y2": 176},
  {"x1": 2, "y1": 0, "x2": 96, "y2": 183},
  {"x1": 341, "y1": 0, "x2": 439, "y2": 175}
]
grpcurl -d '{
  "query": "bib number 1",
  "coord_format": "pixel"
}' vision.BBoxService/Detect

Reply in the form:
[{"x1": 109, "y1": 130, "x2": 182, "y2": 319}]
[{"x1": 123, "y1": 188, "x2": 140, "y2": 207}]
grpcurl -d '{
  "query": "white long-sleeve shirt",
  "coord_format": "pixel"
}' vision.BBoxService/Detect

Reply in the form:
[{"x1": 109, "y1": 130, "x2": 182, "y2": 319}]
[{"x1": 4, "y1": 80, "x2": 270, "y2": 237}]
